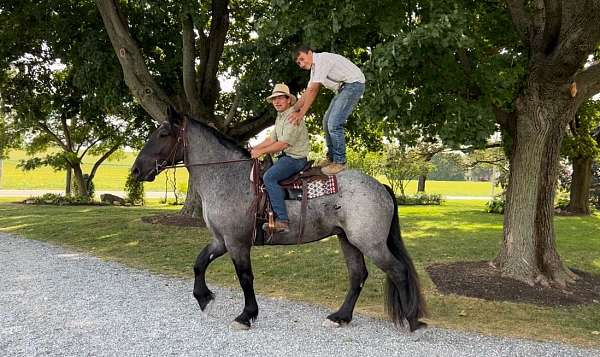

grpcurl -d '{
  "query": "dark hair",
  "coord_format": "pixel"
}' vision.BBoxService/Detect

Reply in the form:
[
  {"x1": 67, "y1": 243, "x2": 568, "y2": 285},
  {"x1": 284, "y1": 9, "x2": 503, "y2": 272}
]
[{"x1": 293, "y1": 44, "x2": 313, "y2": 59}]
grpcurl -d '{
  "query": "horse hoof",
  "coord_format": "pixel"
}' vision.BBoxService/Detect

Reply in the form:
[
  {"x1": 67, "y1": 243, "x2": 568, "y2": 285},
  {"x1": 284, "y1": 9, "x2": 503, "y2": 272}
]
[
  {"x1": 409, "y1": 324, "x2": 428, "y2": 342},
  {"x1": 322, "y1": 319, "x2": 342, "y2": 328},
  {"x1": 199, "y1": 299, "x2": 214, "y2": 318},
  {"x1": 230, "y1": 321, "x2": 251, "y2": 331}
]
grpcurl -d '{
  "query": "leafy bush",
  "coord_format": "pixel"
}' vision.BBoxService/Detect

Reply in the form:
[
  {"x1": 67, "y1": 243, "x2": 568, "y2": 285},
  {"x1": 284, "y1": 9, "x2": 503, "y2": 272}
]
[
  {"x1": 554, "y1": 195, "x2": 571, "y2": 210},
  {"x1": 485, "y1": 196, "x2": 505, "y2": 214},
  {"x1": 124, "y1": 172, "x2": 144, "y2": 205},
  {"x1": 591, "y1": 163, "x2": 600, "y2": 209},
  {"x1": 24, "y1": 193, "x2": 99, "y2": 206},
  {"x1": 397, "y1": 193, "x2": 443, "y2": 205}
]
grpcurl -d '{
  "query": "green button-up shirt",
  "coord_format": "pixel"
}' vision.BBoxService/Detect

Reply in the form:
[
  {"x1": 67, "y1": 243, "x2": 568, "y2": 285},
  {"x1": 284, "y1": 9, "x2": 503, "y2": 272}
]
[{"x1": 270, "y1": 107, "x2": 309, "y2": 159}]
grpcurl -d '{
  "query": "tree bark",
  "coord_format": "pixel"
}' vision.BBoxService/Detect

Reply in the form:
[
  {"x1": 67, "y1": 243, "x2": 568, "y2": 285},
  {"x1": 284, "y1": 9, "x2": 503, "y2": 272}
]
[
  {"x1": 65, "y1": 167, "x2": 72, "y2": 196},
  {"x1": 417, "y1": 175, "x2": 426, "y2": 192},
  {"x1": 72, "y1": 164, "x2": 88, "y2": 197},
  {"x1": 494, "y1": 82, "x2": 578, "y2": 286},
  {"x1": 533, "y1": 122, "x2": 578, "y2": 287},
  {"x1": 180, "y1": 177, "x2": 203, "y2": 218},
  {"x1": 566, "y1": 157, "x2": 593, "y2": 215}
]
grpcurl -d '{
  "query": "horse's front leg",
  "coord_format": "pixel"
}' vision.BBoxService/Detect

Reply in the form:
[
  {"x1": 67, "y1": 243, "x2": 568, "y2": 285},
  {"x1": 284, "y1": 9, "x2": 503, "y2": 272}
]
[
  {"x1": 229, "y1": 245, "x2": 258, "y2": 330},
  {"x1": 193, "y1": 239, "x2": 227, "y2": 311}
]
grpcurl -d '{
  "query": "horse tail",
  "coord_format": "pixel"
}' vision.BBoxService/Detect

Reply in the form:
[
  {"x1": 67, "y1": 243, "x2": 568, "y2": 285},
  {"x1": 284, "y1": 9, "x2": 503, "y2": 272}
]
[{"x1": 382, "y1": 184, "x2": 427, "y2": 331}]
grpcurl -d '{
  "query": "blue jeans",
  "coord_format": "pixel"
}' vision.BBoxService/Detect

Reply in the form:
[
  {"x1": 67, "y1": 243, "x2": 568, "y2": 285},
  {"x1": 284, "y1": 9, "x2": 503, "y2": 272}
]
[
  {"x1": 263, "y1": 154, "x2": 307, "y2": 221},
  {"x1": 322, "y1": 82, "x2": 365, "y2": 163}
]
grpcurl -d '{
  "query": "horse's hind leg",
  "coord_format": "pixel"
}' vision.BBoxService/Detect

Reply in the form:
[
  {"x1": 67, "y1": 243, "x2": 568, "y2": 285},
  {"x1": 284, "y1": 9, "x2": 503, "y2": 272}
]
[
  {"x1": 193, "y1": 239, "x2": 227, "y2": 311},
  {"x1": 325, "y1": 233, "x2": 368, "y2": 326},
  {"x1": 228, "y1": 245, "x2": 258, "y2": 330}
]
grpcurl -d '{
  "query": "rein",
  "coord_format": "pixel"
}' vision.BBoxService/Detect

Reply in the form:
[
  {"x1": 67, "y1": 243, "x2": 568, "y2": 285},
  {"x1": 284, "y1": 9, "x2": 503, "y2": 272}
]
[{"x1": 156, "y1": 117, "x2": 253, "y2": 172}]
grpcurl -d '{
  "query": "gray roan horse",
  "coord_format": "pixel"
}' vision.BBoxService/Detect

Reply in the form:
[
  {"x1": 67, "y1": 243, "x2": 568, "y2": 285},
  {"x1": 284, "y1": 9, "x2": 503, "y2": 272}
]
[{"x1": 131, "y1": 107, "x2": 427, "y2": 332}]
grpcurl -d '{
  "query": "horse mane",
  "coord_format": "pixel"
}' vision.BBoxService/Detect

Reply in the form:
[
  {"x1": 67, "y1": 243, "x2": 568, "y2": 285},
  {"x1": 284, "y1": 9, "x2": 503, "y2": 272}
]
[{"x1": 188, "y1": 117, "x2": 250, "y2": 158}]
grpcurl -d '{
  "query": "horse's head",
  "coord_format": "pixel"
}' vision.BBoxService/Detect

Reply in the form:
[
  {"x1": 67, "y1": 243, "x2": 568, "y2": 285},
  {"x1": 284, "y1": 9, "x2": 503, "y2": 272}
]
[{"x1": 131, "y1": 106, "x2": 185, "y2": 182}]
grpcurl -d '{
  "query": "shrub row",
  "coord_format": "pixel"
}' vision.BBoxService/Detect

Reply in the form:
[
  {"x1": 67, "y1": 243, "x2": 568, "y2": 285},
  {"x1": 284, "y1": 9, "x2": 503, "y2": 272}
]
[{"x1": 397, "y1": 193, "x2": 443, "y2": 205}]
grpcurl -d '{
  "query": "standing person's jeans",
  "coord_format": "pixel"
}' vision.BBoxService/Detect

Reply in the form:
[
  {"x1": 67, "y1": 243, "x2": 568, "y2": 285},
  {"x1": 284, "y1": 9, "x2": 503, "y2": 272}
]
[
  {"x1": 322, "y1": 82, "x2": 365, "y2": 164},
  {"x1": 263, "y1": 154, "x2": 308, "y2": 222}
]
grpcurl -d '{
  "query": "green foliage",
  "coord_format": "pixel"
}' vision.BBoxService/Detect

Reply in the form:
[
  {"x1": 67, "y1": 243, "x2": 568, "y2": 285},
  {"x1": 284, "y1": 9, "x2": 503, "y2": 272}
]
[
  {"x1": 125, "y1": 172, "x2": 145, "y2": 206},
  {"x1": 592, "y1": 163, "x2": 600, "y2": 209},
  {"x1": 24, "y1": 193, "x2": 95, "y2": 206},
  {"x1": 0, "y1": 0, "x2": 154, "y2": 188},
  {"x1": 429, "y1": 153, "x2": 465, "y2": 181},
  {"x1": 485, "y1": 195, "x2": 505, "y2": 214},
  {"x1": 562, "y1": 100, "x2": 600, "y2": 161},
  {"x1": 382, "y1": 147, "x2": 434, "y2": 196},
  {"x1": 397, "y1": 193, "x2": 443, "y2": 206},
  {"x1": 346, "y1": 148, "x2": 384, "y2": 178}
]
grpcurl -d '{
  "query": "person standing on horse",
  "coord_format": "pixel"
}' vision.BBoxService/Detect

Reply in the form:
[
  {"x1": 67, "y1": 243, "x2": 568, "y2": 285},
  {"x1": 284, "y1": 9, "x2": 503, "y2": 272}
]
[
  {"x1": 250, "y1": 83, "x2": 309, "y2": 233},
  {"x1": 289, "y1": 45, "x2": 365, "y2": 175}
]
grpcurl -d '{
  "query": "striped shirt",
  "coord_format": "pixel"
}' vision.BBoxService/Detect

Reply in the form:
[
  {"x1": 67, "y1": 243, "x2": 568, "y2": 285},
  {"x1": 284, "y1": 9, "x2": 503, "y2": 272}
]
[{"x1": 309, "y1": 52, "x2": 365, "y2": 92}]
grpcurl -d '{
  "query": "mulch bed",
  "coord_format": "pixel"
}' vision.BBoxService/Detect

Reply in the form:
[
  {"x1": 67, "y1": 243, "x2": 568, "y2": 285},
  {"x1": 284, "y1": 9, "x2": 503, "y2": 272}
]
[
  {"x1": 141, "y1": 213, "x2": 206, "y2": 227},
  {"x1": 426, "y1": 261, "x2": 600, "y2": 306}
]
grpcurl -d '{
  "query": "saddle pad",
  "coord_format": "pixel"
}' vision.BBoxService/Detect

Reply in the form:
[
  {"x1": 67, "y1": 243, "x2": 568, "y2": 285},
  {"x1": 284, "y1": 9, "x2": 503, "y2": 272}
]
[{"x1": 291, "y1": 175, "x2": 338, "y2": 199}]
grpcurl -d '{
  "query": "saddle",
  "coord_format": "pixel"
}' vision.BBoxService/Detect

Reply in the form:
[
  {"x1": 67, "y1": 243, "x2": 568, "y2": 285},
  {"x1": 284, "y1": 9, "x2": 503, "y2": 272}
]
[{"x1": 249, "y1": 156, "x2": 330, "y2": 245}]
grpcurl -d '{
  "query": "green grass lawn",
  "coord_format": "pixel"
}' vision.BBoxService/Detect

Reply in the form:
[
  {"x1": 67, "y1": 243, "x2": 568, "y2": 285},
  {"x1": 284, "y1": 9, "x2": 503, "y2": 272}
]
[
  {"x1": 1, "y1": 150, "x2": 497, "y2": 196},
  {"x1": 0, "y1": 199, "x2": 598, "y2": 347}
]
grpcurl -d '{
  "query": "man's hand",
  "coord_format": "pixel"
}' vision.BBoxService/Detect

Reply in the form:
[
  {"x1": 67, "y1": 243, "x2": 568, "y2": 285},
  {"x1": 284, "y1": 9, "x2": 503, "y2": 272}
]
[
  {"x1": 288, "y1": 109, "x2": 305, "y2": 126},
  {"x1": 250, "y1": 148, "x2": 262, "y2": 159}
]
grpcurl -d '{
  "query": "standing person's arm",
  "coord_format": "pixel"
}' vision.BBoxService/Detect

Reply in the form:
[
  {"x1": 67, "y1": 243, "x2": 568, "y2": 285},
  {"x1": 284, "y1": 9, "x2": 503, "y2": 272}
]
[{"x1": 289, "y1": 82, "x2": 320, "y2": 125}]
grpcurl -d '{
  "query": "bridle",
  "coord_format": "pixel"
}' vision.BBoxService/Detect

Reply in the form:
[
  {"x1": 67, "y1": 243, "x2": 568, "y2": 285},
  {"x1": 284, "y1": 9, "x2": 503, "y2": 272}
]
[{"x1": 155, "y1": 116, "x2": 253, "y2": 173}]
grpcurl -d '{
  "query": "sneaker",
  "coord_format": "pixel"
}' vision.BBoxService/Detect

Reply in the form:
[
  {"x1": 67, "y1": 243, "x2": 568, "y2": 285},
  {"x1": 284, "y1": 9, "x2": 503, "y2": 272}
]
[
  {"x1": 321, "y1": 163, "x2": 346, "y2": 175},
  {"x1": 262, "y1": 220, "x2": 289, "y2": 233}
]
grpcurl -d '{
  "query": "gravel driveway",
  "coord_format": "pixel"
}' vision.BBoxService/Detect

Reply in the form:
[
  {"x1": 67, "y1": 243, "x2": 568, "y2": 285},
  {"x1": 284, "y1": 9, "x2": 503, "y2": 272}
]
[{"x1": 1, "y1": 232, "x2": 597, "y2": 356}]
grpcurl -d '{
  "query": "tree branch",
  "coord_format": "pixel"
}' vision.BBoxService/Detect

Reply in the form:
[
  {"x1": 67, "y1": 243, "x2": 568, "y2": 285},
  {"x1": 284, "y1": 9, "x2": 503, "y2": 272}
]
[
  {"x1": 574, "y1": 61, "x2": 600, "y2": 106},
  {"x1": 87, "y1": 143, "x2": 121, "y2": 185},
  {"x1": 552, "y1": 1, "x2": 600, "y2": 71},
  {"x1": 530, "y1": 0, "x2": 547, "y2": 53},
  {"x1": 456, "y1": 48, "x2": 481, "y2": 99},
  {"x1": 95, "y1": 0, "x2": 172, "y2": 122},
  {"x1": 60, "y1": 113, "x2": 73, "y2": 150},
  {"x1": 37, "y1": 122, "x2": 69, "y2": 152},
  {"x1": 78, "y1": 136, "x2": 104, "y2": 161},
  {"x1": 541, "y1": 0, "x2": 561, "y2": 54},
  {"x1": 182, "y1": 13, "x2": 205, "y2": 119},
  {"x1": 505, "y1": 0, "x2": 532, "y2": 46},
  {"x1": 223, "y1": 88, "x2": 242, "y2": 129},
  {"x1": 198, "y1": 0, "x2": 229, "y2": 117}
]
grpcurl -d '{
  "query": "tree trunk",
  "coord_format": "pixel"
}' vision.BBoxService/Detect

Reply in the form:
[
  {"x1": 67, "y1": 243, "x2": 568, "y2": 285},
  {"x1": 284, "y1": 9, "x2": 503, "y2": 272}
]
[
  {"x1": 494, "y1": 88, "x2": 576, "y2": 286},
  {"x1": 180, "y1": 176, "x2": 203, "y2": 218},
  {"x1": 566, "y1": 157, "x2": 593, "y2": 215},
  {"x1": 65, "y1": 167, "x2": 72, "y2": 196},
  {"x1": 533, "y1": 124, "x2": 578, "y2": 287},
  {"x1": 417, "y1": 175, "x2": 426, "y2": 192},
  {"x1": 72, "y1": 165, "x2": 88, "y2": 197}
]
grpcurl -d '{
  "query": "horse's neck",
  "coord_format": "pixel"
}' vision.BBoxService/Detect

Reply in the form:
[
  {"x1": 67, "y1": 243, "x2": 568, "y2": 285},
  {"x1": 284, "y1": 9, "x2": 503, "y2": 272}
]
[
  {"x1": 185, "y1": 121, "x2": 248, "y2": 163},
  {"x1": 184, "y1": 122, "x2": 252, "y2": 197}
]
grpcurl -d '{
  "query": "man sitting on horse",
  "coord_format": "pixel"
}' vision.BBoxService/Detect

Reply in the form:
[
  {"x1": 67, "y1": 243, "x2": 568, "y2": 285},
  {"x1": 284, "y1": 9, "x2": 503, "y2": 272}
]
[{"x1": 250, "y1": 83, "x2": 309, "y2": 233}]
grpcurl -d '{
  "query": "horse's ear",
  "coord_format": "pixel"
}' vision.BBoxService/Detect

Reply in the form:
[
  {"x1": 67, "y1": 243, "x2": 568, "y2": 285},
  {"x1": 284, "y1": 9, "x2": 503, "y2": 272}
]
[{"x1": 166, "y1": 105, "x2": 182, "y2": 125}]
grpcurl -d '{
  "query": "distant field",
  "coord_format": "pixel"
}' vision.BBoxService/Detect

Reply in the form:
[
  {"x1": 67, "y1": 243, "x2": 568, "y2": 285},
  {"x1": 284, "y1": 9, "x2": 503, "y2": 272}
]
[
  {"x1": 0, "y1": 150, "x2": 498, "y2": 196},
  {"x1": 0, "y1": 150, "x2": 188, "y2": 192}
]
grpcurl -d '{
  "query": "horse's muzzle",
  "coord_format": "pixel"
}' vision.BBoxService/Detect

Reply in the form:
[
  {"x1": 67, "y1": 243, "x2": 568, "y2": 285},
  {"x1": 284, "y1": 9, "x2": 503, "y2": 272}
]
[{"x1": 131, "y1": 164, "x2": 157, "y2": 182}]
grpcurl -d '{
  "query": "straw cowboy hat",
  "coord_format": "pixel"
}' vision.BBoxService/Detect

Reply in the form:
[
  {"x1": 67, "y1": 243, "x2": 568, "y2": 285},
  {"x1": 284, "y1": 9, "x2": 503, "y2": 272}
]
[{"x1": 266, "y1": 83, "x2": 297, "y2": 104}]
